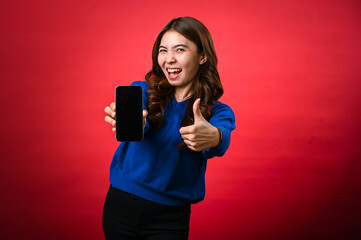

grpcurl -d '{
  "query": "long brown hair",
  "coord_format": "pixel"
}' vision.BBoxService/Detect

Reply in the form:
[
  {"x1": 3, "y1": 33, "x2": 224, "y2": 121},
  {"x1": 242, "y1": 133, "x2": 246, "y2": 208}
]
[{"x1": 145, "y1": 17, "x2": 223, "y2": 130}]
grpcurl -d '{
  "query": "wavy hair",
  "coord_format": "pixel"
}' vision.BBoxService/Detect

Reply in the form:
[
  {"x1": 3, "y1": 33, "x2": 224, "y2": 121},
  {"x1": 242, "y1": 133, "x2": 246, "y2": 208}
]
[{"x1": 145, "y1": 17, "x2": 223, "y2": 130}]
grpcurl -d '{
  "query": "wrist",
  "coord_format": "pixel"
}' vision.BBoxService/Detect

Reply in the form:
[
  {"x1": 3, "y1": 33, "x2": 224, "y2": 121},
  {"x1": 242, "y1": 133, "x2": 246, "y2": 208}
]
[{"x1": 211, "y1": 127, "x2": 222, "y2": 148}]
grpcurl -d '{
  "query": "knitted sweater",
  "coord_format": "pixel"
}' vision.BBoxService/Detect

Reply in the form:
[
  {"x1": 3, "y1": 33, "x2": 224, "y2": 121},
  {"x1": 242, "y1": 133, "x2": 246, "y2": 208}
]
[{"x1": 109, "y1": 81, "x2": 236, "y2": 206}]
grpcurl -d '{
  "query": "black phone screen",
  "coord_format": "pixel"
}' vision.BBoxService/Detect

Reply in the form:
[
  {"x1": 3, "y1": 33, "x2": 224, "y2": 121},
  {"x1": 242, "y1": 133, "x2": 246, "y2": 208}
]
[{"x1": 115, "y1": 85, "x2": 143, "y2": 142}]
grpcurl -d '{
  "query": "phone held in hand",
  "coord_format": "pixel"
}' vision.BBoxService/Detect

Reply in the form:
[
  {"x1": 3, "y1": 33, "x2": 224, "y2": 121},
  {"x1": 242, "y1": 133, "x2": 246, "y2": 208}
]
[{"x1": 115, "y1": 85, "x2": 143, "y2": 142}]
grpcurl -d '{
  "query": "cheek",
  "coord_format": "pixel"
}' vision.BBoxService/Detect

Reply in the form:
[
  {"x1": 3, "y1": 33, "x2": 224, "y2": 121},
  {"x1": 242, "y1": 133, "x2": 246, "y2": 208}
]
[
  {"x1": 185, "y1": 60, "x2": 200, "y2": 75},
  {"x1": 158, "y1": 55, "x2": 162, "y2": 66},
  {"x1": 157, "y1": 55, "x2": 163, "y2": 67},
  {"x1": 183, "y1": 55, "x2": 200, "y2": 73}
]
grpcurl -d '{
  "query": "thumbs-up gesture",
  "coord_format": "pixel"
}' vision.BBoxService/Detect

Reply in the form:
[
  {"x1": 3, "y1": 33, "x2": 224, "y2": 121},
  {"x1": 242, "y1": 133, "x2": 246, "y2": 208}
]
[{"x1": 179, "y1": 98, "x2": 220, "y2": 152}]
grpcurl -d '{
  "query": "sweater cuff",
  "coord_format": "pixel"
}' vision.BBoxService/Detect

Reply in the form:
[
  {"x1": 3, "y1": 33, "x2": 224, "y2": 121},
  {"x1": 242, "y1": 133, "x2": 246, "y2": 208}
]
[
  {"x1": 214, "y1": 127, "x2": 223, "y2": 148},
  {"x1": 202, "y1": 126, "x2": 229, "y2": 159}
]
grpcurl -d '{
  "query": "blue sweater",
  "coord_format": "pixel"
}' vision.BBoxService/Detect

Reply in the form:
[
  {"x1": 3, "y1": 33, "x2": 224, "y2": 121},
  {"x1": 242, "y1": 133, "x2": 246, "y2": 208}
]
[{"x1": 110, "y1": 81, "x2": 236, "y2": 206}]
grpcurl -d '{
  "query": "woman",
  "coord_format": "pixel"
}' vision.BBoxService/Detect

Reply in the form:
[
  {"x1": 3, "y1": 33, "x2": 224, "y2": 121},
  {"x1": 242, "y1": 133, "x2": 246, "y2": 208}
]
[{"x1": 103, "y1": 16, "x2": 236, "y2": 240}]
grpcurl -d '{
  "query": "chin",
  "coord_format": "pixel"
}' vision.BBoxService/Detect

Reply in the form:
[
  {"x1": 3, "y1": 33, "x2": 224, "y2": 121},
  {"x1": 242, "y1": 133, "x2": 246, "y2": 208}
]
[{"x1": 166, "y1": 78, "x2": 181, "y2": 86}]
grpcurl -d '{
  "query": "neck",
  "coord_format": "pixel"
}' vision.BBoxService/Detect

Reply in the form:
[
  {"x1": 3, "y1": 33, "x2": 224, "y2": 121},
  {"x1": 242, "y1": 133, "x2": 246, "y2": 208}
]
[{"x1": 174, "y1": 87, "x2": 193, "y2": 102}]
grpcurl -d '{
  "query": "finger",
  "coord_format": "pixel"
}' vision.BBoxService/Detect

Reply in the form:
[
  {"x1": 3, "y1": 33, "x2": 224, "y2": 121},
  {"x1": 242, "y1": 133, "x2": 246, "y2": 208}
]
[
  {"x1": 104, "y1": 106, "x2": 116, "y2": 118},
  {"x1": 105, "y1": 116, "x2": 116, "y2": 126},
  {"x1": 112, "y1": 127, "x2": 116, "y2": 132},
  {"x1": 180, "y1": 133, "x2": 189, "y2": 141},
  {"x1": 184, "y1": 143, "x2": 198, "y2": 152},
  {"x1": 143, "y1": 110, "x2": 148, "y2": 129},
  {"x1": 110, "y1": 102, "x2": 116, "y2": 111},
  {"x1": 193, "y1": 98, "x2": 205, "y2": 122},
  {"x1": 104, "y1": 106, "x2": 111, "y2": 115},
  {"x1": 179, "y1": 126, "x2": 192, "y2": 135},
  {"x1": 184, "y1": 139, "x2": 195, "y2": 147},
  {"x1": 110, "y1": 102, "x2": 116, "y2": 117}
]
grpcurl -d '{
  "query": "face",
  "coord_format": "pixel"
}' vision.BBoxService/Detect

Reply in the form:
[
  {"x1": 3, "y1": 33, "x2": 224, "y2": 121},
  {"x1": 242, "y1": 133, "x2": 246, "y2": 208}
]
[{"x1": 158, "y1": 30, "x2": 205, "y2": 94}]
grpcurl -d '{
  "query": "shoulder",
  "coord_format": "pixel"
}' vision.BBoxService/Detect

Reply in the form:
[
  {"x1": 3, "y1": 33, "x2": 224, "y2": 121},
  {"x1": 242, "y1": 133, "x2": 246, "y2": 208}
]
[
  {"x1": 130, "y1": 81, "x2": 148, "y2": 90},
  {"x1": 130, "y1": 81, "x2": 149, "y2": 97},
  {"x1": 211, "y1": 101, "x2": 235, "y2": 117},
  {"x1": 209, "y1": 100, "x2": 236, "y2": 126}
]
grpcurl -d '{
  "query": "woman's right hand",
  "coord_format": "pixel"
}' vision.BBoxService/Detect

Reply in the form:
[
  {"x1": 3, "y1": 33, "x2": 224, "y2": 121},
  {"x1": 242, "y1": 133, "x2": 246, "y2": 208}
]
[
  {"x1": 104, "y1": 102, "x2": 149, "y2": 133},
  {"x1": 104, "y1": 102, "x2": 116, "y2": 132}
]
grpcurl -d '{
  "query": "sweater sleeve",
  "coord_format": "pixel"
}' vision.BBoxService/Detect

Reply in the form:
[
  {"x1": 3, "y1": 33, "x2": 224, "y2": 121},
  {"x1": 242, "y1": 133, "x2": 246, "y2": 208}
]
[
  {"x1": 202, "y1": 101, "x2": 236, "y2": 159},
  {"x1": 130, "y1": 81, "x2": 150, "y2": 133}
]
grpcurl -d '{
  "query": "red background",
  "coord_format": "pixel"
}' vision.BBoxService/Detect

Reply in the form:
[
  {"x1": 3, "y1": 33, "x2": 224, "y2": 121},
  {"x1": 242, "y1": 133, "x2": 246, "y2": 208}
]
[{"x1": 1, "y1": 0, "x2": 361, "y2": 239}]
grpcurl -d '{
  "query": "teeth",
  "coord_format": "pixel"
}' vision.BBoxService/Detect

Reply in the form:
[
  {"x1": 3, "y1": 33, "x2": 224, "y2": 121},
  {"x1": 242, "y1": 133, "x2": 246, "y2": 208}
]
[{"x1": 167, "y1": 68, "x2": 181, "y2": 73}]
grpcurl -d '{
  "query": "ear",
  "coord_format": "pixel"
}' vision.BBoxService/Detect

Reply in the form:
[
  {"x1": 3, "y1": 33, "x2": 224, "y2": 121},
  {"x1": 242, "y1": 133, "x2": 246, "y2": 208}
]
[{"x1": 199, "y1": 54, "x2": 207, "y2": 65}]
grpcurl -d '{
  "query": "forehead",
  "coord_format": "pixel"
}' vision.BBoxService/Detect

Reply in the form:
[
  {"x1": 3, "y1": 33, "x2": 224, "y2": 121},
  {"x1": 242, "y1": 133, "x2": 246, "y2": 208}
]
[{"x1": 159, "y1": 30, "x2": 196, "y2": 48}]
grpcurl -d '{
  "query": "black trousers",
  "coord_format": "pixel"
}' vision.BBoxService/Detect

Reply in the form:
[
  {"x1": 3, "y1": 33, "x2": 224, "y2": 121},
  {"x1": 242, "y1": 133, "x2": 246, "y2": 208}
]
[{"x1": 102, "y1": 185, "x2": 191, "y2": 240}]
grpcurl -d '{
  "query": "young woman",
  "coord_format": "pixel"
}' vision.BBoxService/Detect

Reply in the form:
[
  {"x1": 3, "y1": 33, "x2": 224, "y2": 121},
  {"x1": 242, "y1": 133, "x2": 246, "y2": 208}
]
[{"x1": 103, "y1": 16, "x2": 236, "y2": 240}]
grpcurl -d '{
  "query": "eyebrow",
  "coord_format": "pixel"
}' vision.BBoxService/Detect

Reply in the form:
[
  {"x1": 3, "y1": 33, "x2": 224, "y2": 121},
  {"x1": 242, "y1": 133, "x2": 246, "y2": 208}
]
[{"x1": 159, "y1": 44, "x2": 189, "y2": 49}]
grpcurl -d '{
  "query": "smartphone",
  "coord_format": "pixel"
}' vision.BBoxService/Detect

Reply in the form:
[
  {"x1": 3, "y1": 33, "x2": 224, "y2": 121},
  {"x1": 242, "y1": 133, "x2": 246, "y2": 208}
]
[{"x1": 115, "y1": 85, "x2": 143, "y2": 142}]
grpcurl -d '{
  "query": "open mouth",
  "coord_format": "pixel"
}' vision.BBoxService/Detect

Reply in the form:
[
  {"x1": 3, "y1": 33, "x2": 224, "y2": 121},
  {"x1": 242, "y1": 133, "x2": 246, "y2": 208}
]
[{"x1": 167, "y1": 68, "x2": 182, "y2": 79}]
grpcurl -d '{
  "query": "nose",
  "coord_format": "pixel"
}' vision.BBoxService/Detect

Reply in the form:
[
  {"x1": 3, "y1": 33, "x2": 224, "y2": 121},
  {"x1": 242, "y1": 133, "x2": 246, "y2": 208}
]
[{"x1": 165, "y1": 51, "x2": 176, "y2": 64}]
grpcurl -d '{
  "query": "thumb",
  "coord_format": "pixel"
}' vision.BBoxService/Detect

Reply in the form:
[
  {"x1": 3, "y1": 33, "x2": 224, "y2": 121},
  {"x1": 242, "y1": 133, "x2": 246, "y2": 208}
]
[
  {"x1": 143, "y1": 110, "x2": 148, "y2": 118},
  {"x1": 193, "y1": 98, "x2": 205, "y2": 122}
]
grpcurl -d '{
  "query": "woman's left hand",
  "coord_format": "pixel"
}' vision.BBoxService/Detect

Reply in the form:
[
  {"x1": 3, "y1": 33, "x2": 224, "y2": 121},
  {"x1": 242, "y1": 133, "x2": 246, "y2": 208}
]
[{"x1": 179, "y1": 99, "x2": 220, "y2": 152}]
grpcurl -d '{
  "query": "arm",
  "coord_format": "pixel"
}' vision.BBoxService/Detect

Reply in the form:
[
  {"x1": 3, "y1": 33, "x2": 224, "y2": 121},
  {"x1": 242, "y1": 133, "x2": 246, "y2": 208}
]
[{"x1": 202, "y1": 102, "x2": 236, "y2": 158}]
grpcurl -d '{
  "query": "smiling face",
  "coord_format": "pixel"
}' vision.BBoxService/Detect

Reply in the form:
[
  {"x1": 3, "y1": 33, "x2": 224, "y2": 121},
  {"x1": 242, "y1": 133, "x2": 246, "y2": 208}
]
[{"x1": 158, "y1": 30, "x2": 206, "y2": 98}]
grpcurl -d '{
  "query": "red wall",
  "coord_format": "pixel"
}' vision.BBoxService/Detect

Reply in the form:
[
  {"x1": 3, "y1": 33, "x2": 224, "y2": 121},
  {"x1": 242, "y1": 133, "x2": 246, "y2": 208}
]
[{"x1": 1, "y1": 0, "x2": 360, "y2": 239}]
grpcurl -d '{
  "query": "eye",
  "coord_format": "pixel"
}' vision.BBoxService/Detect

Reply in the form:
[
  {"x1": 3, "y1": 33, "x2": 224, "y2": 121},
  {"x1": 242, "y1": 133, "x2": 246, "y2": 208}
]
[
  {"x1": 176, "y1": 48, "x2": 185, "y2": 52},
  {"x1": 159, "y1": 48, "x2": 167, "y2": 53}
]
